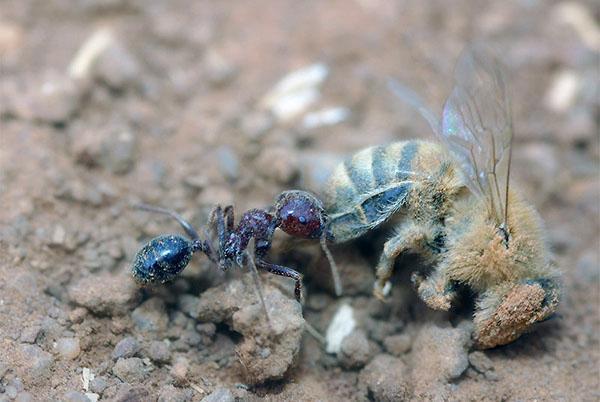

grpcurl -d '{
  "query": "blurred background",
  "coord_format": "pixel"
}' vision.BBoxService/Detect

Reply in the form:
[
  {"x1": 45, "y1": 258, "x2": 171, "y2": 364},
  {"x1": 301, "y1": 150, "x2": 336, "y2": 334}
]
[{"x1": 0, "y1": 1, "x2": 598, "y2": 401}]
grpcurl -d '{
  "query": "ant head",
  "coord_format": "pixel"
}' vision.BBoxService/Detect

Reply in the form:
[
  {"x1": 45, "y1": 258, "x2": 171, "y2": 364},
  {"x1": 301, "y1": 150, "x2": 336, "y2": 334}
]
[
  {"x1": 274, "y1": 190, "x2": 330, "y2": 240},
  {"x1": 132, "y1": 234, "x2": 196, "y2": 284}
]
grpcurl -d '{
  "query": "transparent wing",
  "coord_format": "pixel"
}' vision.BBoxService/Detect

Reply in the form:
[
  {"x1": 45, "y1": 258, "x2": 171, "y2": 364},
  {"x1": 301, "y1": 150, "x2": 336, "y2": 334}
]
[{"x1": 440, "y1": 44, "x2": 513, "y2": 224}]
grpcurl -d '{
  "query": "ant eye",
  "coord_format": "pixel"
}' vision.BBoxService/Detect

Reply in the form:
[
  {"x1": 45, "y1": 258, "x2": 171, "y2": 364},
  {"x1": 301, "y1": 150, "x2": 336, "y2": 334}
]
[
  {"x1": 132, "y1": 235, "x2": 193, "y2": 283},
  {"x1": 276, "y1": 191, "x2": 326, "y2": 239}
]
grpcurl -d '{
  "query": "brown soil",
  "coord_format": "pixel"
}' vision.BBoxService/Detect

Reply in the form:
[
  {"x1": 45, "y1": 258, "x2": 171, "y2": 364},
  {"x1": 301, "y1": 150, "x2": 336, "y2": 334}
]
[{"x1": 1, "y1": 1, "x2": 598, "y2": 401}]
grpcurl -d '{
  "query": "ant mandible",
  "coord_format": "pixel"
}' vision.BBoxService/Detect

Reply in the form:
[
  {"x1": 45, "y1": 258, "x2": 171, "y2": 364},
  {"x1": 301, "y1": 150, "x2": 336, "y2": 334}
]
[{"x1": 131, "y1": 190, "x2": 342, "y2": 309}]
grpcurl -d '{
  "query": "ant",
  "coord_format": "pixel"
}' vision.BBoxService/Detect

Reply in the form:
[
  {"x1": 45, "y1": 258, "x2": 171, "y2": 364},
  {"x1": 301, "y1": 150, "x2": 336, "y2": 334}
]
[{"x1": 131, "y1": 190, "x2": 342, "y2": 320}]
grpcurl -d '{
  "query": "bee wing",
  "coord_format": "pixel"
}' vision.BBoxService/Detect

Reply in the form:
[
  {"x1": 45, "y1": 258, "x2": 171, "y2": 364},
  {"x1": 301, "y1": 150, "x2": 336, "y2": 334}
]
[{"x1": 440, "y1": 44, "x2": 513, "y2": 223}]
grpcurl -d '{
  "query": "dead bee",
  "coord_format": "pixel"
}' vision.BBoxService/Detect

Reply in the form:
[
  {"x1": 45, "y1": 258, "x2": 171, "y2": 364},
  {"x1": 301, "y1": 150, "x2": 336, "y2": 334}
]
[{"x1": 322, "y1": 45, "x2": 560, "y2": 348}]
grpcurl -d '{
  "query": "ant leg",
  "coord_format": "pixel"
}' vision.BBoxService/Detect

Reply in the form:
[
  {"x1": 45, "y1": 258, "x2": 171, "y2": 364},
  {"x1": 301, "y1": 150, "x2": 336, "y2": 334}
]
[
  {"x1": 256, "y1": 259, "x2": 303, "y2": 302},
  {"x1": 223, "y1": 205, "x2": 234, "y2": 232},
  {"x1": 135, "y1": 204, "x2": 200, "y2": 241},
  {"x1": 244, "y1": 239, "x2": 272, "y2": 327}
]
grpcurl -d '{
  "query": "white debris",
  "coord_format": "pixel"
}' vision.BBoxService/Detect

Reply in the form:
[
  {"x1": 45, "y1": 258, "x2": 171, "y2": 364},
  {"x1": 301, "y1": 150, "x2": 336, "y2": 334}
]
[
  {"x1": 325, "y1": 304, "x2": 356, "y2": 354},
  {"x1": 302, "y1": 107, "x2": 350, "y2": 129},
  {"x1": 85, "y1": 393, "x2": 99, "y2": 402},
  {"x1": 68, "y1": 28, "x2": 114, "y2": 80},
  {"x1": 553, "y1": 2, "x2": 600, "y2": 51},
  {"x1": 261, "y1": 63, "x2": 329, "y2": 122},
  {"x1": 545, "y1": 70, "x2": 580, "y2": 112},
  {"x1": 81, "y1": 367, "x2": 94, "y2": 392}
]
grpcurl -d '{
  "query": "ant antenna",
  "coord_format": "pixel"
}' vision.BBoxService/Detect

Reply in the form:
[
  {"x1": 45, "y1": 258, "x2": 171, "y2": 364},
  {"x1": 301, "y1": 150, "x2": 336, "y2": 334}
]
[
  {"x1": 134, "y1": 204, "x2": 200, "y2": 241},
  {"x1": 320, "y1": 236, "x2": 342, "y2": 296},
  {"x1": 245, "y1": 238, "x2": 273, "y2": 329}
]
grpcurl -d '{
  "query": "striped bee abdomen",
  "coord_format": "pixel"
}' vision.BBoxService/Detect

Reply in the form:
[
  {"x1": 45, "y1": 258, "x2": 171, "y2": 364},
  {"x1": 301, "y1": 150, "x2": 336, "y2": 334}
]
[{"x1": 324, "y1": 141, "x2": 423, "y2": 243}]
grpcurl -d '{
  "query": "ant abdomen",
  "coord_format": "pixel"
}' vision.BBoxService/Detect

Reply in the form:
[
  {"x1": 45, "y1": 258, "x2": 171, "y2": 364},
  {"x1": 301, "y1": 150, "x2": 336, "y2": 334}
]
[{"x1": 132, "y1": 234, "x2": 195, "y2": 284}]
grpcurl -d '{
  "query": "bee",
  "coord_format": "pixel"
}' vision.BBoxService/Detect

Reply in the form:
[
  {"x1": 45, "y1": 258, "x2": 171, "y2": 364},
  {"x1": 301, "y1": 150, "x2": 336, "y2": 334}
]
[{"x1": 322, "y1": 45, "x2": 560, "y2": 349}]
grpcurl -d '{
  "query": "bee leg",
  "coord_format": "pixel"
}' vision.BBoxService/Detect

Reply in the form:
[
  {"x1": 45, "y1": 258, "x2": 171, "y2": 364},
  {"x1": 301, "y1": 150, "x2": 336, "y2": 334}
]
[
  {"x1": 472, "y1": 278, "x2": 560, "y2": 349},
  {"x1": 411, "y1": 265, "x2": 456, "y2": 311},
  {"x1": 374, "y1": 222, "x2": 426, "y2": 301}
]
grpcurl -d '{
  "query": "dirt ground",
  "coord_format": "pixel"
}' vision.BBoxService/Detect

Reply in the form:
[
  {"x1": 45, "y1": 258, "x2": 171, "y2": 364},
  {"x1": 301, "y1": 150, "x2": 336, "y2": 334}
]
[{"x1": 1, "y1": 1, "x2": 599, "y2": 401}]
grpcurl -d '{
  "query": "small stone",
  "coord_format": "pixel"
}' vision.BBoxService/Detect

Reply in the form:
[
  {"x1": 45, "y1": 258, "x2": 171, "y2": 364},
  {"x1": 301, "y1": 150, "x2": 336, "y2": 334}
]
[
  {"x1": 204, "y1": 50, "x2": 237, "y2": 88},
  {"x1": 94, "y1": 39, "x2": 140, "y2": 90},
  {"x1": 147, "y1": 340, "x2": 171, "y2": 364},
  {"x1": 48, "y1": 225, "x2": 67, "y2": 247},
  {"x1": 339, "y1": 329, "x2": 373, "y2": 369},
  {"x1": 359, "y1": 354, "x2": 411, "y2": 401},
  {"x1": 18, "y1": 344, "x2": 54, "y2": 384},
  {"x1": 10, "y1": 71, "x2": 81, "y2": 123},
  {"x1": 255, "y1": 147, "x2": 299, "y2": 185},
  {"x1": 468, "y1": 351, "x2": 494, "y2": 374},
  {"x1": 383, "y1": 333, "x2": 412, "y2": 356},
  {"x1": 62, "y1": 391, "x2": 90, "y2": 402},
  {"x1": 15, "y1": 392, "x2": 35, "y2": 402},
  {"x1": 112, "y1": 358, "x2": 147, "y2": 383},
  {"x1": 178, "y1": 294, "x2": 201, "y2": 317},
  {"x1": 131, "y1": 298, "x2": 169, "y2": 333},
  {"x1": 201, "y1": 388, "x2": 234, "y2": 402},
  {"x1": 89, "y1": 376, "x2": 108, "y2": 394},
  {"x1": 411, "y1": 323, "x2": 471, "y2": 399},
  {"x1": 68, "y1": 272, "x2": 139, "y2": 316},
  {"x1": 19, "y1": 325, "x2": 41, "y2": 344},
  {"x1": 241, "y1": 111, "x2": 273, "y2": 141},
  {"x1": 69, "y1": 307, "x2": 88, "y2": 324},
  {"x1": 158, "y1": 384, "x2": 194, "y2": 402},
  {"x1": 100, "y1": 129, "x2": 138, "y2": 175},
  {"x1": 216, "y1": 146, "x2": 239, "y2": 181},
  {"x1": 112, "y1": 337, "x2": 140, "y2": 359},
  {"x1": 55, "y1": 337, "x2": 81, "y2": 360},
  {"x1": 170, "y1": 356, "x2": 189, "y2": 384},
  {"x1": 112, "y1": 384, "x2": 150, "y2": 402},
  {"x1": 196, "y1": 322, "x2": 217, "y2": 345}
]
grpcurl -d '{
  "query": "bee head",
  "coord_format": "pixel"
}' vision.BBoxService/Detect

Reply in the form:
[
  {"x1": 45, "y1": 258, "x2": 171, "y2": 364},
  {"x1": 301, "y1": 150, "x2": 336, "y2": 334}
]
[{"x1": 274, "y1": 190, "x2": 329, "y2": 240}]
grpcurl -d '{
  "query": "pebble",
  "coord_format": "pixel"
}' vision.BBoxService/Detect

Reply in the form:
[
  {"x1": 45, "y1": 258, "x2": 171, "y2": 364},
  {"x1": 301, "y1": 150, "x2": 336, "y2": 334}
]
[
  {"x1": 131, "y1": 297, "x2": 169, "y2": 333},
  {"x1": 15, "y1": 392, "x2": 35, "y2": 402},
  {"x1": 468, "y1": 351, "x2": 495, "y2": 376},
  {"x1": 62, "y1": 391, "x2": 91, "y2": 402},
  {"x1": 325, "y1": 304, "x2": 356, "y2": 354},
  {"x1": 94, "y1": 40, "x2": 140, "y2": 90},
  {"x1": 358, "y1": 354, "x2": 411, "y2": 401},
  {"x1": 255, "y1": 147, "x2": 299, "y2": 185},
  {"x1": 68, "y1": 272, "x2": 139, "y2": 316},
  {"x1": 216, "y1": 146, "x2": 239, "y2": 181},
  {"x1": 410, "y1": 323, "x2": 471, "y2": 398},
  {"x1": 101, "y1": 129, "x2": 138, "y2": 175},
  {"x1": 383, "y1": 333, "x2": 412, "y2": 356},
  {"x1": 89, "y1": 376, "x2": 108, "y2": 394},
  {"x1": 19, "y1": 344, "x2": 54, "y2": 384},
  {"x1": 19, "y1": 325, "x2": 41, "y2": 344},
  {"x1": 201, "y1": 388, "x2": 234, "y2": 402},
  {"x1": 146, "y1": 340, "x2": 171, "y2": 364},
  {"x1": 240, "y1": 111, "x2": 274, "y2": 141},
  {"x1": 170, "y1": 356, "x2": 189, "y2": 384},
  {"x1": 178, "y1": 294, "x2": 201, "y2": 317},
  {"x1": 55, "y1": 337, "x2": 81, "y2": 360},
  {"x1": 112, "y1": 337, "x2": 140, "y2": 359},
  {"x1": 112, "y1": 384, "x2": 150, "y2": 402},
  {"x1": 8, "y1": 71, "x2": 82, "y2": 123},
  {"x1": 158, "y1": 384, "x2": 194, "y2": 402},
  {"x1": 339, "y1": 329, "x2": 373, "y2": 369},
  {"x1": 204, "y1": 50, "x2": 237, "y2": 88},
  {"x1": 112, "y1": 358, "x2": 147, "y2": 383}
]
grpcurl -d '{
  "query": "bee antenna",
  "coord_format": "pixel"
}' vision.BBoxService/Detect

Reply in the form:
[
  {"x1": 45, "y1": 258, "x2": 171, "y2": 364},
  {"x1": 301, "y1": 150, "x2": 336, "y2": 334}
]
[
  {"x1": 320, "y1": 235, "x2": 342, "y2": 297},
  {"x1": 503, "y1": 128, "x2": 514, "y2": 227}
]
